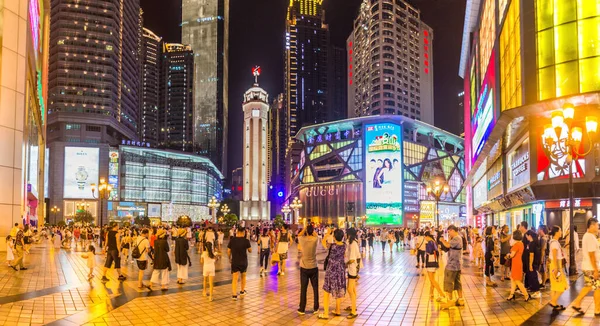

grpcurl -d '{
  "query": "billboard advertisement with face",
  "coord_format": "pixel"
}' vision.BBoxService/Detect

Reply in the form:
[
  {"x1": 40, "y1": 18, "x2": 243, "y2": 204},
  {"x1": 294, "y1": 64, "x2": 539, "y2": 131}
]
[
  {"x1": 365, "y1": 123, "x2": 403, "y2": 226},
  {"x1": 537, "y1": 124, "x2": 585, "y2": 180},
  {"x1": 64, "y1": 147, "x2": 99, "y2": 199}
]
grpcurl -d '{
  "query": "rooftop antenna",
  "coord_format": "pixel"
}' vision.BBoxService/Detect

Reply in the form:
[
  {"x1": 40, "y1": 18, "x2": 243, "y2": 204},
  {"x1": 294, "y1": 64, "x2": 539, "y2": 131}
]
[{"x1": 252, "y1": 66, "x2": 261, "y2": 84}]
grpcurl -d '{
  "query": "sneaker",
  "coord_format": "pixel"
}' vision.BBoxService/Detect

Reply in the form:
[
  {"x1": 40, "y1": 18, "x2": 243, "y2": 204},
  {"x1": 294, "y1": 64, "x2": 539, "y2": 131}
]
[
  {"x1": 456, "y1": 298, "x2": 465, "y2": 306},
  {"x1": 19, "y1": 267, "x2": 28, "y2": 271},
  {"x1": 118, "y1": 275, "x2": 126, "y2": 281},
  {"x1": 239, "y1": 290, "x2": 246, "y2": 296},
  {"x1": 232, "y1": 295, "x2": 238, "y2": 301},
  {"x1": 281, "y1": 272, "x2": 285, "y2": 276},
  {"x1": 101, "y1": 276, "x2": 109, "y2": 282},
  {"x1": 297, "y1": 310, "x2": 305, "y2": 315},
  {"x1": 531, "y1": 292, "x2": 541, "y2": 299}
]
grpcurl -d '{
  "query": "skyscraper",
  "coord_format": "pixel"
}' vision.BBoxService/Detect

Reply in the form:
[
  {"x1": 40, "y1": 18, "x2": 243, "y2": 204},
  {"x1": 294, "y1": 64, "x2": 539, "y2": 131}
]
[
  {"x1": 284, "y1": 0, "x2": 330, "y2": 137},
  {"x1": 46, "y1": 0, "x2": 142, "y2": 223},
  {"x1": 159, "y1": 44, "x2": 195, "y2": 153},
  {"x1": 329, "y1": 45, "x2": 348, "y2": 121},
  {"x1": 268, "y1": 94, "x2": 287, "y2": 188},
  {"x1": 140, "y1": 28, "x2": 162, "y2": 145},
  {"x1": 347, "y1": 0, "x2": 434, "y2": 125},
  {"x1": 181, "y1": 0, "x2": 229, "y2": 173}
]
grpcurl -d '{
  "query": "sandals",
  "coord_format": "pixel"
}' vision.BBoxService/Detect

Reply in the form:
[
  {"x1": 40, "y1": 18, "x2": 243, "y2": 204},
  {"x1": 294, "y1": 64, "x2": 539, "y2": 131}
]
[
  {"x1": 317, "y1": 314, "x2": 329, "y2": 320},
  {"x1": 347, "y1": 313, "x2": 358, "y2": 319},
  {"x1": 332, "y1": 312, "x2": 341, "y2": 317},
  {"x1": 344, "y1": 306, "x2": 352, "y2": 312}
]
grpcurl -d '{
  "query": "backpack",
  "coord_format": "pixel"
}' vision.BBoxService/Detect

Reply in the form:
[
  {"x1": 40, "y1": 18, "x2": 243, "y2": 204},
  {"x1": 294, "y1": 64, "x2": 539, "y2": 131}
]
[
  {"x1": 132, "y1": 238, "x2": 147, "y2": 259},
  {"x1": 426, "y1": 240, "x2": 437, "y2": 255}
]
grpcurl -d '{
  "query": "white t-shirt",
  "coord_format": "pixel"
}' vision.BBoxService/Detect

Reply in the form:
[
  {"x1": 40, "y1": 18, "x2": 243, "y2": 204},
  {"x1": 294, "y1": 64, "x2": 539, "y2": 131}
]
[
  {"x1": 136, "y1": 237, "x2": 150, "y2": 261},
  {"x1": 205, "y1": 231, "x2": 216, "y2": 243},
  {"x1": 549, "y1": 239, "x2": 564, "y2": 260},
  {"x1": 346, "y1": 241, "x2": 360, "y2": 262},
  {"x1": 202, "y1": 251, "x2": 216, "y2": 270},
  {"x1": 582, "y1": 232, "x2": 600, "y2": 271}
]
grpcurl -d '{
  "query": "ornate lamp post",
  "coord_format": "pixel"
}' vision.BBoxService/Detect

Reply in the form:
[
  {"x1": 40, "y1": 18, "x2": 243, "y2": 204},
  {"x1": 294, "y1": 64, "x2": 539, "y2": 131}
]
[
  {"x1": 221, "y1": 204, "x2": 230, "y2": 218},
  {"x1": 207, "y1": 196, "x2": 220, "y2": 223},
  {"x1": 281, "y1": 205, "x2": 291, "y2": 223},
  {"x1": 50, "y1": 206, "x2": 60, "y2": 222},
  {"x1": 426, "y1": 179, "x2": 450, "y2": 228},
  {"x1": 91, "y1": 178, "x2": 113, "y2": 246},
  {"x1": 541, "y1": 103, "x2": 597, "y2": 276},
  {"x1": 290, "y1": 197, "x2": 302, "y2": 225}
]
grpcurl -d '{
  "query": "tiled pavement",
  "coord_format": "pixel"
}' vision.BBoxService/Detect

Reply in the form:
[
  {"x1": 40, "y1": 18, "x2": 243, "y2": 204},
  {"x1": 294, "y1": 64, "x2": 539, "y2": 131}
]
[{"x1": 2, "y1": 239, "x2": 600, "y2": 325}]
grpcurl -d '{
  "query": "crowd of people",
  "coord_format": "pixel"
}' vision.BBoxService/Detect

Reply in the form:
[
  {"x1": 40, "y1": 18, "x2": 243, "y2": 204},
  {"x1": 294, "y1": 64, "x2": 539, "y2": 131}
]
[{"x1": 7, "y1": 217, "x2": 600, "y2": 317}]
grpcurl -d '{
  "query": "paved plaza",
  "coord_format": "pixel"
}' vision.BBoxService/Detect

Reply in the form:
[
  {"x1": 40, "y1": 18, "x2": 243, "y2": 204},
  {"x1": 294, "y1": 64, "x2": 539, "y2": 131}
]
[{"x1": 1, "y1": 239, "x2": 599, "y2": 326}]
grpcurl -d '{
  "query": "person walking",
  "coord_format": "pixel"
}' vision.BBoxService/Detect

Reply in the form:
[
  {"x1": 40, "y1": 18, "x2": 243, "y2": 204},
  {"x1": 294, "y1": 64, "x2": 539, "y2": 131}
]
[
  {"x1": 499, "y1": 225, "x2": 511, "y2": 281},
  {"x1": 175, "y1": 228, "x2": 190, "y2": 284},
  {"x1": 101, "y1": 223, "x2": 125, "y2": 282},
  {"x1": 228, "y1": 227, "x2": 252, "y2": 300},
  {"x1": 379, "y1": 229, "x2": 387, "y2": 253},
  {"x1": 547, "y1": 226, "x2": 568, "y2": 311},
  {"x1": 571, "y1": 218, "x2": 600, "y2": 314},
  {"x1": 387, "y1": 230, "x2": 396, "y2": 253},
  {"x1": 538, "y1": 225, "x2": 550, "y2": 288},
  {"x1": 149, "y1": 229, "x2": 171, "y2": 291},
  {"x1": 439, "y1": 225, "x2": 465, "y2": 308},
  {"x1": 506, "y1": 230, "x2": 530, "y2": 302},
  {"x1": 415, "y1": 231, "x2": 427, "y2": 269},
  {"x1": 318, "y1": 229, "x2": 346, "y2": 320},
  {"x1": 6, "y1": 236, "x2": 15, "y2": 267},
  {"x1": 134, "y1": 229, "x2": 150, "y2": 289},
  {"x1": 10, "y1": 225, "x2": 27, "y2": 271},
  {"x1": 297, "y1": 224, "x2": 319, "y2": 315},
  {"x1": 201, "y1": 242, "x2": 218, "y2": 301},
  {"x1": 367, "y1": 229, "x2": 374, "y2": 252},
  {"x1": 424, "y1": 231, "x2": 445, "y2": 301},
  {"x1": 484, "y1": 226, "x2": 498, "y2": 287},
  {"x1": 525, "y1": 230, "x2": 541, "y2": 298},
  {"x1": 258, "y1": 229, "x2": 271, "y2": 277},
  {"x1": 276, "y1": 225, "x2": 291, "y2": 276}
]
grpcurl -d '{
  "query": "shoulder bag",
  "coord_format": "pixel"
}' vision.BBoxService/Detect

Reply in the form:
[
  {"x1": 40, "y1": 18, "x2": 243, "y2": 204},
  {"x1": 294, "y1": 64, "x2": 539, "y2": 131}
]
[{"x1": 323, "y1": 244, "x2": 334, "y2": 271}]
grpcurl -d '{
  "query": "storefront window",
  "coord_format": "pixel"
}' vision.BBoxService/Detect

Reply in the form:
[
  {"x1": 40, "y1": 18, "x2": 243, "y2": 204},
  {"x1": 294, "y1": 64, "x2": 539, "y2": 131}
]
[{"x1": 500, "y1": 0, "x2": 522, "y2": 111}]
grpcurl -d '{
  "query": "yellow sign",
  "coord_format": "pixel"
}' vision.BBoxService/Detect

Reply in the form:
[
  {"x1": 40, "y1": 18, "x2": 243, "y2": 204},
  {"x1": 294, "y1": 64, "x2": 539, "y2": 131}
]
[{"x1": 420, "y1": 201, "x2": 436, "y2": 224}]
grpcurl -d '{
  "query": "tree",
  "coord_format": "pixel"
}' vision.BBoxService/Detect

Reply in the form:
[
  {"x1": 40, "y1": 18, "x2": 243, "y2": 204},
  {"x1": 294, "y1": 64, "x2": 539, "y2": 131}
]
[
  {"x1": 222, "y1": 213, "x2": 238, "y2": 228},
  {"x1": 57, "y1": 220, "x2": 67, "y2": 228},
  {"x1": 176, "y1": 215, "x2": 192, "y2": 227},
  {"x1": 134, "y1": 215, "x2": 151, "y2": 226},
  {"x1": 273, "y1": 215, "x2": 285, "y2": 229},
  {"x1": 74, "y1": 210, "x2": 95, "y2": 225}
]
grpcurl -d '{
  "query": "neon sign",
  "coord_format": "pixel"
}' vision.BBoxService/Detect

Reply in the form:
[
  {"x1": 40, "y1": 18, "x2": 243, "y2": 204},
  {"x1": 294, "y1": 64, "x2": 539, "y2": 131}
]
[
  {"x1": 470, "y1": 51, "x2": 496, "y2": 163},
  {"x1": 29, "y1": 0, "x2": 41, "y2": 55}
]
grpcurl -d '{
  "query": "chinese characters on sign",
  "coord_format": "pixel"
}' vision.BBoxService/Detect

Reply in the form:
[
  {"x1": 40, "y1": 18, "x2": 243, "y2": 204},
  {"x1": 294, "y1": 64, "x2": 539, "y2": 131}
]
[
  {"x1": 305, "y1": 129, "x2": 361, "y2": 144},
  {"x1": 122, "y1": 140, "x2": 151, "y2": 147}
]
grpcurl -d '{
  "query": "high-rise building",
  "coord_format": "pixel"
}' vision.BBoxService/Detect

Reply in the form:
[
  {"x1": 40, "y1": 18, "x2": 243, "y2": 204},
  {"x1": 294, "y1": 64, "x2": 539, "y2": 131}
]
[
  {"x1": 268, "y1": 94, "x2": 287, "y2": 214},
  {"x1": 140, "y1": 28, "x2": 162, "y2": 145},
  {"x1": 347, "y1": 0, "x2": 434, "y2": 125},
  {"x1": 46, "y1": 0, "x2": 142, "y2": 219},
  {"x1": 159, "y1": 44, "x2": 195, "y2": 153},
  {"x1": 240, "y1": 72, "x2": 270, "y2": 220},
  {"x1": 0, "y1": 0, "x2": 50, "y2": 250},
  {"x1": 181, "y1": 0, "x2": 229, "y2": 173},
  {"x1": 284, "y1": 0, "x2": 331, "y2": 137}
]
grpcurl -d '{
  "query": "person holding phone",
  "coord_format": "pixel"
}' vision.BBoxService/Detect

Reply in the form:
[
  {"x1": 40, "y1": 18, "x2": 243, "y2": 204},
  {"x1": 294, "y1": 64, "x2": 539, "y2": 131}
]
[{"x1": 547, "y1": 226, "x2": 567, "y2": 310}]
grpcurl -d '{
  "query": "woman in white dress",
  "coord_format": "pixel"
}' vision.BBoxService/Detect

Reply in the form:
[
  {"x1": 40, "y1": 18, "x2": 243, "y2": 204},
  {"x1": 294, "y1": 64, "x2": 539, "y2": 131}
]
[
  {"x1": 6, "y1": 236, "x2": 15, "y2": 265},
  {"x1": 276, "y1": 225, "x2": 291, "y2": 276}
]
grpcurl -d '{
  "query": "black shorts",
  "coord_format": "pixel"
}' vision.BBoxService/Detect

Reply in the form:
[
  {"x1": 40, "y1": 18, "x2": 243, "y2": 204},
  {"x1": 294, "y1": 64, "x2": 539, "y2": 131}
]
[
  {"x1": 137, "y1": 260, "x2": 148, "y2": 270},
  {"x1": 500, "y1": 254, "x2": 508, "y2": 265},
  {"x1": 231, "y1": 264, "x2": 248, "y2": 274},
  {"x1": 104, "y1": 250, "x2": 121, "y2": 269},
  {"x1": 122, "y1": 244, "x2": 130, "y2": 249},
  {"x1": 348, "y1": 273, "x2": 358, "y2": 279}
]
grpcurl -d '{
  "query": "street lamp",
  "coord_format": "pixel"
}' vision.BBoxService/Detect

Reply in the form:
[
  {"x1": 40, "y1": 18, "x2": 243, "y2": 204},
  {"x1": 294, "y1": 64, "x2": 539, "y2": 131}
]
[
  {"x1": 207, "y1": 196, "x2": 220, "y2": 223},
  {"x1": 281, "y1": 205, "x2": 291, "y2": 223},
  {"x1": 91, "y1": 178, "x2": 113, "y2": 247},
  {"x1": 290, "y1": 197, "x2": 302, "y2": 225},
  {"x1": 426, "y1": 179, "x2": 450, "y2": 228},
  {"x1": 50, "y1": 206, "x2": 60, "y2": 222},
  {"x1": 541, "y1": 103, "x2": 597, "y2": 276},
  {"x1": 220, "y1": 204, "x2": 230, "y2": 217}
]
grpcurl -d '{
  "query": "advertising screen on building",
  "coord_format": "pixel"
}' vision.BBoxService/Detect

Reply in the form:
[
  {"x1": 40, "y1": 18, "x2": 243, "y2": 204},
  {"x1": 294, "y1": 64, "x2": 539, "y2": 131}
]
[
  {"x1": 365, "y1": 123, "x2": 403, "y2": 225},
  {"x1": 64, "y1": 147, "x2": 99, "y2": 199},
  {"x1": 507, "y1": 137, "x2": 530, "y2": 192},
  {"x1": 108, "y1": 149, "x2": 119, "y2": 200},
  {"x1": 471, "y1": 51, "x2": 496, "y2": 164}
]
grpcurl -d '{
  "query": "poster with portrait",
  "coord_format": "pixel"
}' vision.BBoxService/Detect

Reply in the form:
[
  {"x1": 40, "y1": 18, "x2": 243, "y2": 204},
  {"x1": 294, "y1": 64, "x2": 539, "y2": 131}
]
[
  {"x1": 537, "y1": 124, "x2": 586, "y2": 180},
  {"x1": 365, "y1": 123, "x2": 403, "y2": 226},
  {"x1": 63, "y1": 147, "x2": 99, "y2": 199}
]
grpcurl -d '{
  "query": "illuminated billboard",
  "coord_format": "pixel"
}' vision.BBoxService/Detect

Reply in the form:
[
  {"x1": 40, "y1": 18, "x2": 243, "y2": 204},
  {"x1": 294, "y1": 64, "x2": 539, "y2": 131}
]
[
  {"x1": 108, "y1": 149, "x2": 119, "y2": 200},
  {"x1": 537, "y1": 122, "x2": 585, "y2": 180},
  {"x1": 63, "y1": 147, "x2": 99, "y2": 199},
  {"x1": 471, "y1": 51, "x2": 496, "y2": 164},
  {"x1": 365, "y1": 123, "x2": 403, "y2": 225}
]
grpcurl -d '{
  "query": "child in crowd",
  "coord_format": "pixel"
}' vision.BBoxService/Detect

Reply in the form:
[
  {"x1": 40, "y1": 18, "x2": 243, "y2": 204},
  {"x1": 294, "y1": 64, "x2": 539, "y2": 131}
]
[
  {"x1": 201, "y1": 242, "x2": 218, "y2": 301},
  {"x1": 6, "y1": 236, "x2": 14, "y2": 266},
  {"x1": 473, "y1": 236, "x2": 484, "y2": 268},
  {"x1": 82, "y1": 245, "x2": 96, "y2": 279}
]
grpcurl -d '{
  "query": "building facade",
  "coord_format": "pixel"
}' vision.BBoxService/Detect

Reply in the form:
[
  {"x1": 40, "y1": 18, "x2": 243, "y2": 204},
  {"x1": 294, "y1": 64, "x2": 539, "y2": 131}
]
[
  {"x1": 460, "y1": 0, "x2": 600, "y2": 231},
  {"x1": 46, "y1": 0, "x2": 142, "y2": 224},
  {"x1": 347, "y1": 0, "x2": 434, "y2": 125},
  {"x1": 240, "y1": 78, "x2": 271, "y2": 220},
  {"x1": 140, "y1": 28, "x2": 161, "y2": 145},
  {"x1": 284, "y1": 0, "x2": 331, "y2": 137},
  {"x1": 181, "y1": 0, "x2": 229, "y2": 173},
  {"x1": 291, "y1": 115, "x2": 465, "y2": 227},
  {"x1": 0, "y1": 0, "x2": 50, "y2": 250},
  {"x1": 159, "y1": 43, "x2": 195, "y2": 153}
]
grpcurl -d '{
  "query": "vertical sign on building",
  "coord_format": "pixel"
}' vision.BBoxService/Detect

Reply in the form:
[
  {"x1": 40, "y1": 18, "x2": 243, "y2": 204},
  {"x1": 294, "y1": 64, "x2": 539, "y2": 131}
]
[
  {"x1": 108, "y1": 149, "x2": 119, "y2": 200},
  {"x1": 423, "y1": 30, "x2": 430, "y2": 74},
  {"x1": 365, "y1": 123, "x2": 403, "y2": 225}
]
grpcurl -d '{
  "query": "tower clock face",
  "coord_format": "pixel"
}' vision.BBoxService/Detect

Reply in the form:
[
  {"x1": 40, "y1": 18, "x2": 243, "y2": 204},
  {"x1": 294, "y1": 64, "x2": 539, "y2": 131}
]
[{"x1": 252, "y1": 109, "x2": 260, "y2": 117}]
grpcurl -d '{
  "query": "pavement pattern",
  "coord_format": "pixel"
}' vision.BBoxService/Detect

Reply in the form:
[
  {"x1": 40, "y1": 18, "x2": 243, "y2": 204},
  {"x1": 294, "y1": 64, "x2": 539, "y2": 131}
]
[{"x1": 1, "y1": 238, "x2": 600, "y2": 325}]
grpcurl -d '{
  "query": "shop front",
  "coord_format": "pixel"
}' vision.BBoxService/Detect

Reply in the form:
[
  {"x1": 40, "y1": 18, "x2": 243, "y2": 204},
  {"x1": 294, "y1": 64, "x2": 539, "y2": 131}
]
[
  {"x1": 545, "y1": 198, "x2": 594, "y2": 237},
  {"x1": 298, "y1": 183, "x2": 364, "y2": 225},
  {"x1": 107, "y1": 201, "x2": 148, "y2": 224}
]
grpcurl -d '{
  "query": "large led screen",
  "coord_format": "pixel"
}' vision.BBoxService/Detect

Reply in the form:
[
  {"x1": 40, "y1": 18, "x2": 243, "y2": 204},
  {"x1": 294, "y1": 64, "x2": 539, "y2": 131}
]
[
  {"x1": 64, "y1": 147, "x2": 99, "y2": 199},
  {"x1": 471, "y1": 51, "x2": 497, "y2": 164},
  {"x1": 365, "y1": 123, "x2": 403, "y2": 225}
]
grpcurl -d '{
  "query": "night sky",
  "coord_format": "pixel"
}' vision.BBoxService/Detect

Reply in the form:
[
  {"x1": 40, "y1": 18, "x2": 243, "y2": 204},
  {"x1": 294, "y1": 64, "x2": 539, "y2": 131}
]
[{"x1": 141, "y1": 0, "x2": 466, "y2": 178}]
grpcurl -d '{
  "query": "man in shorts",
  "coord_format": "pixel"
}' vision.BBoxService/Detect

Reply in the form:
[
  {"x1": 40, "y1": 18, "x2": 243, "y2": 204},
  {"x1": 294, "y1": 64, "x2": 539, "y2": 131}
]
[
  {"x1": 571, "y1": 218, "x2": 600, "y2": 314},
  {"x1": 135, "y1": 229, "x2": 150, "y2": 289},
  {"x1": 228, "y1": 227, "x2": 252, "y2": 300},
  {"x1": 101, "y1": 223, "x2": 126, "y2": 282},
  {"x1": 439, "y1": 225, "x2": 464, "y2": 308}
]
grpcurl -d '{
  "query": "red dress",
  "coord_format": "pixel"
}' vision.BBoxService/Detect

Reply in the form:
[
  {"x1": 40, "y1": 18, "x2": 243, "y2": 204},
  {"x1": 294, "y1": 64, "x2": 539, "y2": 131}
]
[{"x1": 510, "y1": 241, "x2": 524, "y2": 281}]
